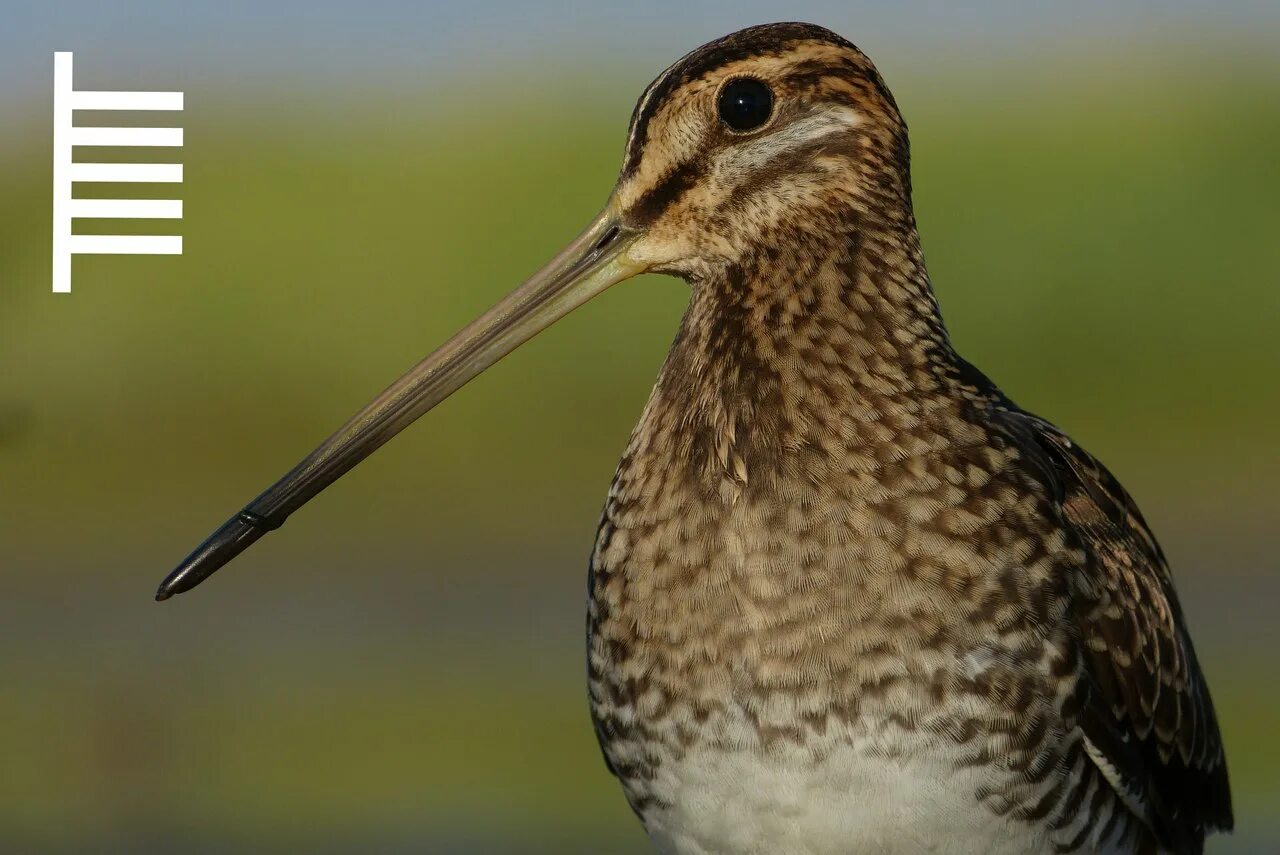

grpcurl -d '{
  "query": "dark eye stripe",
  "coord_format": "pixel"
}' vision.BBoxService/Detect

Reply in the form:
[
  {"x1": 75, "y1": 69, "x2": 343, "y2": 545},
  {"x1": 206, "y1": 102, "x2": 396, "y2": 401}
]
[{"x1": 629, "y1": 159, "x2": 706, "y2": 226}]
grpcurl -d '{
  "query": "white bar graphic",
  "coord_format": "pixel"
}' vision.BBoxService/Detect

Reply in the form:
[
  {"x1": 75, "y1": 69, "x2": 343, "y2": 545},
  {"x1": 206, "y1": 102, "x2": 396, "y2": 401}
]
[
  {"x1": 69, "y1": 199, "x2": 182, "y2": 219},
  {"x1": 69, "y1": 162, "x2": 183, "y2": 183},
  {"x1": 69, "y1": 126, "x2": 183, "y2": 147},
  {"x1": 70, "y1": 90, "x2": 183, "y2": 111},
  {"x1": 52, "y1": 53, "x2": 71, "y2": 293},
  {"x1": 52, "y1": 52, "x2": 184, "y2": 293},
  {"x1": 69, "y1": 235, "x2": 182, "y2": 254}
]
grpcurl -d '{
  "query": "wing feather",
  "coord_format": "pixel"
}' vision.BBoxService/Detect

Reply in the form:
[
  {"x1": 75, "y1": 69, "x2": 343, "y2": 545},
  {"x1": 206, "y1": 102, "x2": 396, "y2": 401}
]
[{"x1": 957, "y1": 359, "x2": 1232, "y2": 852}]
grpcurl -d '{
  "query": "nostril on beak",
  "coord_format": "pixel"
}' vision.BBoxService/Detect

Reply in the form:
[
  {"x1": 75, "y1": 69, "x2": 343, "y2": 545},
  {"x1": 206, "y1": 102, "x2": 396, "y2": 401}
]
[{"x1": 594, "y1": 225, "x2": 620, "y2": 253}]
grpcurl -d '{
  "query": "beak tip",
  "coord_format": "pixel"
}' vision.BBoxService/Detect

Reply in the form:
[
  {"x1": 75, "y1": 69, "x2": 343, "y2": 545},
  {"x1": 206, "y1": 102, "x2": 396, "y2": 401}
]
[
  {"x1": 156, "y1": 512, "x2": 272, "y2": 603},
  {"x1": 154, "y1": 565, "x2": 193, "y2": 601}
]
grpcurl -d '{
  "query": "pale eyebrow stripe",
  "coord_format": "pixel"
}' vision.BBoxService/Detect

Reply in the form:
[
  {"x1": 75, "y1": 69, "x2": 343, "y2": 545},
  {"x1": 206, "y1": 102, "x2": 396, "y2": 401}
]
[{"x1": 623, "y1": 60, "x2": 681, "y2": 172}]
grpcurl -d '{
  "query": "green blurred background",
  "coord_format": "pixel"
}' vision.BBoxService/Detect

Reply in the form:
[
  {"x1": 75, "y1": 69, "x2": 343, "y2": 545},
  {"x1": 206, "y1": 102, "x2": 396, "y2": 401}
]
[{"x1": 2, "y1": 2, "x2": 1278, "y2": 852}]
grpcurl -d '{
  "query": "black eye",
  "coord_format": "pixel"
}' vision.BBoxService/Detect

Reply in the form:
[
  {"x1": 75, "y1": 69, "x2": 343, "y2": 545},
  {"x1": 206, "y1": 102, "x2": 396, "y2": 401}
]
[{"x1": 717, "y1": 78, "x2": 774, "y2": 132}]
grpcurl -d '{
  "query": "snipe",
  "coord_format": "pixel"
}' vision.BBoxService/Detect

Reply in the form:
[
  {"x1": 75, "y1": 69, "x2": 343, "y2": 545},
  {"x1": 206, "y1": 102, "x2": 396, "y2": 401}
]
[{"x1": 158, "y1": 22, "x2": 1232, "y2": 855}]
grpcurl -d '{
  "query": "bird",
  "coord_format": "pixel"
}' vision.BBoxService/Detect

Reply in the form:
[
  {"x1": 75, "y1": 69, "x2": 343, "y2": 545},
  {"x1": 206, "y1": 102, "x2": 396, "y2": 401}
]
[{"x1": 156, "y1": 21, "x2": 1232, "y2": 855}]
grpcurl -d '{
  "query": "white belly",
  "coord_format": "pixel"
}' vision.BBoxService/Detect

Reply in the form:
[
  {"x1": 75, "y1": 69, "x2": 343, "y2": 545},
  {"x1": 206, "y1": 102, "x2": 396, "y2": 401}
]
[{"x1": 641, "y1": 743, "x2": 1052, "y2": 855}]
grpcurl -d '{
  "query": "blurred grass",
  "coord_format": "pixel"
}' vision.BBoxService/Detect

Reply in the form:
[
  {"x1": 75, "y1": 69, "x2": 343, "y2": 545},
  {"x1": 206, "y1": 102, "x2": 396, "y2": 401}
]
[
  {"x1": 0, "y1": 48, "x2": 1278, "y2": 851},
  {"x1": 2, "y1": 58, "x2": 1278, "y2": 559}
]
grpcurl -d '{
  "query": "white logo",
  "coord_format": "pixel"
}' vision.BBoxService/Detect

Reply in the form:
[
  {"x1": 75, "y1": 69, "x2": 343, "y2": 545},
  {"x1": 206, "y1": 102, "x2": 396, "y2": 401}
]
[{"x1": 51, "y1": 52, "x2": 184, "y2": 294}]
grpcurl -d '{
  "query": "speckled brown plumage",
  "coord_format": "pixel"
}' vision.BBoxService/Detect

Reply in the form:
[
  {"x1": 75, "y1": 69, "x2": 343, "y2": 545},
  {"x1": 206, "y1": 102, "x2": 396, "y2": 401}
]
[{"x1": 585, "y1": 22, "x2": 1231, "y2": 854}]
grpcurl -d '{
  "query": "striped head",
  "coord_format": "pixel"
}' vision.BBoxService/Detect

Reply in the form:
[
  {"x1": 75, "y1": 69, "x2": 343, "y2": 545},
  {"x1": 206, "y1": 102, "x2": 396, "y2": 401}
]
[{"x1": 616, "y1": 22, "x2": 913, "y2": 280}]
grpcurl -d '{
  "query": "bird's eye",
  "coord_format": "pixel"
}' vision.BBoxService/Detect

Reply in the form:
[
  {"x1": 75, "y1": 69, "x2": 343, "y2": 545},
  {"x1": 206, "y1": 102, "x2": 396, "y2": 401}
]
[{"x1": 717, "y1": 78, "x2": 774, "y2": 132}]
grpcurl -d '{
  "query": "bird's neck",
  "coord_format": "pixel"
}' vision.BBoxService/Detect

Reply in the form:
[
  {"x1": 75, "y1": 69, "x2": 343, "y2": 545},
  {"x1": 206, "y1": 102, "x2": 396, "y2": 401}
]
[{"x1": 629, "y1": 215, "x2": 965, "y2": 497}]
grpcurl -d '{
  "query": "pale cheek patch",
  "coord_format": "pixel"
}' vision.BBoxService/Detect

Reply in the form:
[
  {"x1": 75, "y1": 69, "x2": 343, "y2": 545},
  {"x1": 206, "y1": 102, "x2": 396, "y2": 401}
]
[{"x1": 712, "y1": 107, "x2": 863, "y2": 178}]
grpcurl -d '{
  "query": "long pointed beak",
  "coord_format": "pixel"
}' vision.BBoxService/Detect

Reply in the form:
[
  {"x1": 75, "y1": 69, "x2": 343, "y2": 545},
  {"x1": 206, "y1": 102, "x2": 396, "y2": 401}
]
[{"x1": 156, "y1": 205, "x2": 644, "y2": 601}]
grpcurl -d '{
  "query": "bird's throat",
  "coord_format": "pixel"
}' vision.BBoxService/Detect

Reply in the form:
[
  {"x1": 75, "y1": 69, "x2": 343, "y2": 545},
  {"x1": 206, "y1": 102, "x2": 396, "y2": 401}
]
[{"x1": 629, "y1": 218, "x2": 959, "y2": 498}]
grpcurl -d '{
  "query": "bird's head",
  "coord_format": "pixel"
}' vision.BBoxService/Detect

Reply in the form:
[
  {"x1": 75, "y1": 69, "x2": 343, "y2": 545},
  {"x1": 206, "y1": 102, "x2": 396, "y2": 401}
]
[
  {"x1": 614, "y1": 22, "x2": 912, "y2": 282},
  {"x1": 156, "y1": 22, "x2": 919, "y2": 599}
]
